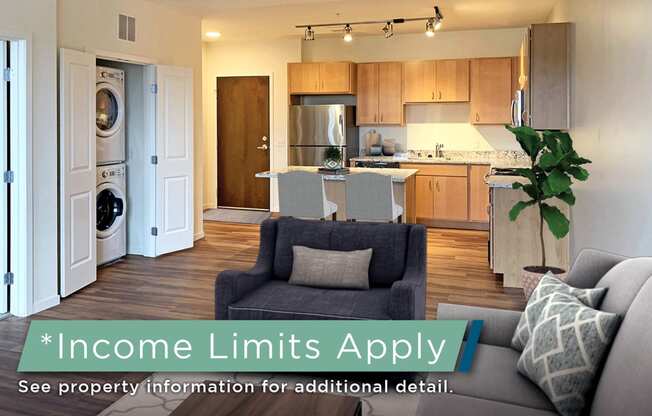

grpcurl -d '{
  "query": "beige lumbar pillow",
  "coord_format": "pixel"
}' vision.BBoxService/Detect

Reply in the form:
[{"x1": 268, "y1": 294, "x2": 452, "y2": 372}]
[{"x1": 289, "y1": 245, "x2": 372, "y2": 290}]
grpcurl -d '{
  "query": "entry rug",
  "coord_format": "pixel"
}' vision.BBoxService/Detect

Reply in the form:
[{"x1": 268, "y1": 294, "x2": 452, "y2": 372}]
[
  {"x1": 203, "y1": 208, "x2": 270, "y2": 224},
  {"x1": 98, "y1": 372, "x2": 424, "y2": 416}
]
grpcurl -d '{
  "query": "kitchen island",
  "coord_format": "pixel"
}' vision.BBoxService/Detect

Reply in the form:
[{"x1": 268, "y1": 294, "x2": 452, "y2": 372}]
[{"x1": 255, "y1": 166, "x2": 418, "y2": 223}]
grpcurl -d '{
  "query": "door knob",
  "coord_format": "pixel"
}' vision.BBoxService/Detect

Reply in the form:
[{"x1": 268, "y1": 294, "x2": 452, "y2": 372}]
[{"x1": 257, "y1": 144, "x2": 268, "y2": 150}]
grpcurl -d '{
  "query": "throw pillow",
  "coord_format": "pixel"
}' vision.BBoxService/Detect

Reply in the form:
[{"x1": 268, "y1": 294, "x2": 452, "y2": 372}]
[
  {"x1": 511, "y1": 273, "x2": 607, "y2": 351},
  {"x1": 289, "y1": 246, "x2": 372, "y2": 290},
  {"x1": 517, "y1": 292, "x2": 620, "y2": 416}
]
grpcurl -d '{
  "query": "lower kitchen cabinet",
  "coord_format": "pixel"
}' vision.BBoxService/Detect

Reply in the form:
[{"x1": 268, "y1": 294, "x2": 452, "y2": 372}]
[
  {"x1": 433, "y1": 176, "x2": 468, "y2": 221},
  {"x1": 415, "y1": 176, "x2": 435, "y2": 219},
  {"x1": 469, "y1": 164, "x2": 491, "y2": 222}
]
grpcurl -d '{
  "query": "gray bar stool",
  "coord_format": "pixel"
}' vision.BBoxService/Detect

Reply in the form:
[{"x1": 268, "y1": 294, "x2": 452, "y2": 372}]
[
  {"x1": 278, "y1": 171, "x2": 338, "y2": 220},
  {"x1": 345, "y1": 172, "x2": 403, "y2": 223}
]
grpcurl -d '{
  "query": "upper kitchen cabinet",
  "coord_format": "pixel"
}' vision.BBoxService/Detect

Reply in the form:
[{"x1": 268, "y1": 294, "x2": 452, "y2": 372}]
[
  {"x1": 403, "y1": 59, "x2": 469, "y2": 103},
  {"x1": 470, "y1": 58, "x2": 513, "y2": 124},
  {"x1": 528, "y1": 23, "x2": 569, "y2": 130},
  {"x1": 357, "y1": 62, "x2": 403, "y2": 125},
  {"x1": 288, "y1": 62, "x2": 357, "y2": 95},
  {"x1": 435, "y1": 59, "x2": 470, "y2": 102}
]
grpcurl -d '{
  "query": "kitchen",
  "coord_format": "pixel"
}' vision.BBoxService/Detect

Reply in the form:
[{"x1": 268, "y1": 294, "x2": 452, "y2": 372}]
[{"x1": 251, "y1": 22, "x2": 570, "y2": 288}]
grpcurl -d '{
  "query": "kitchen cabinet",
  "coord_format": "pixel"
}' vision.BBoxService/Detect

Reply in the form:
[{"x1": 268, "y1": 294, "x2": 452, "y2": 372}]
[
  {"x1": 469, "y1": 164, "x2": 490, "y2": 222},
  {"x1": 415, "y1": 176, "x2": 435, "y2": 219},
  {"x1": 470, "y1": 58, "x2": 513, "y2": 124},
  {"x1": 357, "y1": 62, "x2": 403, "y2": 125},
  {"x1": 288, "y1": 62, "x2": 357, "y2": 95},
  {"x1": 433, "y1": 176, "x2": 468, "y2": 221},
  {"x1": 403, "y1": 59, "x2": 470, "y2": 103}
]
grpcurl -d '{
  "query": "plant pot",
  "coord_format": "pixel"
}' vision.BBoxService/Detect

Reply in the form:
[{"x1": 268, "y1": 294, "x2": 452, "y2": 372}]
[{"x1": 521, "y1": 266, "x2": 567, "y2": 300}]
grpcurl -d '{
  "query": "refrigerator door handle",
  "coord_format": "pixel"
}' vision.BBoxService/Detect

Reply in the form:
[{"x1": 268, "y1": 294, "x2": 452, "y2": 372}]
[
  {"x1": 510, "y1": 98, "x2": 517, "y2": 126},
  {"x1": 339, "y1": 114, "x2": 344, "y2": 138}
]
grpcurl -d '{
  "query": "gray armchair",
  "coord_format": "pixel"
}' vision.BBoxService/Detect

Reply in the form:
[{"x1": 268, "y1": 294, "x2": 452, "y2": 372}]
[
  {"x1": 419, "y1": 249, "x2": 652, "y2": 415},
  {"x1": 215, "y1": 217, "x2": 427, "y2": 321}
]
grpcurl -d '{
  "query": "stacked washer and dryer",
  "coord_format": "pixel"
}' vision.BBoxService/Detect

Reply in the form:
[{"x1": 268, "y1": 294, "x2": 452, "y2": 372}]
[{"x1": 96, "y1": 67, "x2": 127, "y2": 265}]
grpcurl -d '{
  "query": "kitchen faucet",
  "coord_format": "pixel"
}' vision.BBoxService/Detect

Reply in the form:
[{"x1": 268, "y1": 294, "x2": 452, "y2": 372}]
[{"x1": 435, "y1": 143, "x2": 445, "y2": 158}]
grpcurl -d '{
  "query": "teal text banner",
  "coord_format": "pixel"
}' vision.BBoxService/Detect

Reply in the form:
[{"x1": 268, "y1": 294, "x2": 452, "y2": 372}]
[{"x1": 18, "y1": 320, "x2": 469, "y2": 373}]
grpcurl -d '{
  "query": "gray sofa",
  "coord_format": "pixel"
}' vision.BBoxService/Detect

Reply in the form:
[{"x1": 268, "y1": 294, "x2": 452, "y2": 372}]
[
  {"x1": 215, "y1": 217, "x2": 427, "y2": 320},
  {"x1": 418, "y1": 248, "x2": 652, "y2": 415}
]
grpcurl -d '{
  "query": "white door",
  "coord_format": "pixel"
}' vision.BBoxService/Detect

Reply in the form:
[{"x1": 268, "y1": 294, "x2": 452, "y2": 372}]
[
  {"x1": 151, "y1": 66, "x2": 194, "y2": 256},
  {"x1": 0, "y1": 40, "x2": 8, "y2": 313},
  {"x1": 59, "y1": 48, "x2": 96, "y2": 297}
]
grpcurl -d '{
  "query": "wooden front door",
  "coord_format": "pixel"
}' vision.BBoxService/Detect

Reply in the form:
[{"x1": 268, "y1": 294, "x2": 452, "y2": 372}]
[{"x1": 217, "y1": 76, "x2": 270, "y2": 209}]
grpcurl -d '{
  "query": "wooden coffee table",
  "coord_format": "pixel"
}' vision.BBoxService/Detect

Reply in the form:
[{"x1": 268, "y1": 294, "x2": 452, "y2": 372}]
[{"x1": 170, "y1": 383, "x2": 362, "y2": 416}]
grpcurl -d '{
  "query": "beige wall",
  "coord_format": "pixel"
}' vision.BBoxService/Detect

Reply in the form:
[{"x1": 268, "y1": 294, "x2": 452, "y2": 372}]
[
  {"x1": 303, "y1": 28, "x2": 526, "y2": 153},
  {"x1": 202, "y1": 38, "x2": 301, "y2": 210},
  {"x1": 1, "y1": 0, "x2": 58, "y2": 313},
  {"x1": 58, "y1": 0, "x2": 205, "y2": 239},
  {"x1": 549, "y1": 0, "x2": 652, "y2": 257}
]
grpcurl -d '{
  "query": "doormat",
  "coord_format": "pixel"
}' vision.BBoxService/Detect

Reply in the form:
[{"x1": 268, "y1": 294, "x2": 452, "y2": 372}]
[
  {"x1": 98, "y1": 372, "x2": 423, "y2": 416},
  {"x1": 203, "y1": 208, "x2": 270, "y2": 224}
]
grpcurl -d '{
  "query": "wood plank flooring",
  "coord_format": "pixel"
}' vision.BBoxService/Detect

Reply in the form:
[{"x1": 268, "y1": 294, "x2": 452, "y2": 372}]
[{"x1": 0, "y1": 221, "x2": 524, "y2": 416}]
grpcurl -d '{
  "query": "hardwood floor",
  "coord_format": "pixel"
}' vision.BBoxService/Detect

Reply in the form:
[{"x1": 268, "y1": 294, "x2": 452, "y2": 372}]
[{"x1": 0, "y1": 221, "x2": 524, "y2": 416}]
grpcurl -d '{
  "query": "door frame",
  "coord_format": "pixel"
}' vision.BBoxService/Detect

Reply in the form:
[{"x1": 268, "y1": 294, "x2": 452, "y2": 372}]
[
  {"x1": 0, "y1": 31, "x2": 32, "y2": 317},
  {"x1": 214, "y1": 72, "x2": 274, "y2": 211}
]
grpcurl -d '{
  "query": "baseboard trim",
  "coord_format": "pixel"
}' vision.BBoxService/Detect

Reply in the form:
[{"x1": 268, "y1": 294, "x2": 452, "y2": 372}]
[
  {"x1": 194, "y1": 231, "x2": 205, "y2": 241},
  {"x1": 203, "y1": 203, "x2": 217, "y2": 211},
  {"x1": 31, "y1": 295, "x2": 60, "y2": 316}
]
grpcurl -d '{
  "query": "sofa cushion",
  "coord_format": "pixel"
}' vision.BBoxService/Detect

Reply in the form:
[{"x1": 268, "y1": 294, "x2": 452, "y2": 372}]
[
  {"x1": 273, "y1": 217, "x2": 410, "y2": 287},
  {"x1": 417, "y1": 392, "x2": 558, "y2": 416},
  {"x1": 227, "y1": 280, "x2": 391, "y2": 320},
  {"x1": 594, "y1": 257, "x2": 652, "y2": 316},
  {"x1": 517, "y1": 293, "x2": 620, "y2": 416},
  {"x1": 512, "y1": 274, "x2": 607, "y2": 351},
  {"x1": 289, "y1": 246, "x2": 372, "y2": 290},
  {"x1": 590, "y1": 274, "x2": 652, "y2": 416},
  {"x1": 429, "y1": 343, "x2": 555, "y2": 411}
]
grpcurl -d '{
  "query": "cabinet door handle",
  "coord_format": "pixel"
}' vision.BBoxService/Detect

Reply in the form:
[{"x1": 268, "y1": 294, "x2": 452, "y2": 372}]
[
  {"x1": 380, "y1": 114, "x2": 384, "y2": 122},
  {"x1": 438, "y1": 91, "x2": 442, "y2": 100},
  {"x1": 374, "y1": 114, "x2": 377, "y2": 122},
  {"x1": 429, "y1": 180, "x2": 432, "y2": 191},
  {"x1": 475, "y1": 113, "x2": 480, "y2": 122},
  {"x1": 431, "y1": 91, "x2": 435, "y2": 100},
  {"x1": 436, "y1": 181, "x2": 440, "y2": 192}
]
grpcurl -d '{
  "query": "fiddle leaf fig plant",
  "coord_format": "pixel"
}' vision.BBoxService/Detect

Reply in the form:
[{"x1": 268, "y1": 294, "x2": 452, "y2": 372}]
[{"x1": 505, "y1": 126, "x2": 591, "y2": 267}]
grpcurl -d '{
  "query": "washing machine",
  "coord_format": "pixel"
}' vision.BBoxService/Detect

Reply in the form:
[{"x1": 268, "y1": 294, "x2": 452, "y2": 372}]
[
  {"x1": 96, "y1": 66, "x2": 125, "y2": 165},
  {"x1": 97, "y1": 164, "x2": 127, "y2": 265}
]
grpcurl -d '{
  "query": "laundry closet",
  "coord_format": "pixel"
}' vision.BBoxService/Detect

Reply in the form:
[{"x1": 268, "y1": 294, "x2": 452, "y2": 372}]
[{"x1": 59, "y1": 49, "x2": 194, "y2": 297}]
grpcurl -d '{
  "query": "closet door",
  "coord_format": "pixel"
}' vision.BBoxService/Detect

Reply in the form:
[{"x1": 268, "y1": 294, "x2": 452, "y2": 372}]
[
  {"x1": 0, "y1": 40, "x2": 7, "y2": 313},
  {"x1": 150, "y1": 65, "x2": 194, "y2": 256},
  {"x1": 59, "y1": 48, "x2": 96, "y2": 297}
]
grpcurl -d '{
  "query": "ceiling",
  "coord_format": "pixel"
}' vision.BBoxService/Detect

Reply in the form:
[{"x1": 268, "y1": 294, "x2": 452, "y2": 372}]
[{"x1": 155, "y1": 0, "x2": 558, "y2": 41}]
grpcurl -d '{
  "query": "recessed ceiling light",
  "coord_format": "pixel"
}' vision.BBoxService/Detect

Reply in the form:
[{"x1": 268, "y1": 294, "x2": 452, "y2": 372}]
[{"x1": 205, "y1": 31, "x2": 221, "y2": 39}]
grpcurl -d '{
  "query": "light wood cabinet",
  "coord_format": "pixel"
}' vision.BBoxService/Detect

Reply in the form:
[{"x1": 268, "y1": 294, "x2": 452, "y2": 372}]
[
  {"x1": 403, "y1": 59, "x2": 470, "y2": 103},
  {"x1": 469, "y1": 164, "x2": 490, "y2": 222},
  {"x1": 288, "y1": 62, "x2": 356, "y2": 95},
  {"x1": 470, "y1": 58, "x2": 513, "y2": 124},
  {"x1": 435, "y1": 59, "x2": 470, "y2": 102},
  {"x1": 403, "y1": 61, "x2": 435, "y2": 102},
  {"x1": 415, "y1": 176, "x2": 435, "y2": 219},
  {"x1": 433, "y1": 176, "x2": 468, "y2": 221},
  {"x1": 356, "y1": 62, "x2": 402, "y2": 125}
]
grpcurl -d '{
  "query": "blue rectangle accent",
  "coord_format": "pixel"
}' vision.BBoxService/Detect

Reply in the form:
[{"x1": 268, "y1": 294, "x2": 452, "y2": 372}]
[{"x1": 457, "y1": 320, "x2": 484, "y2": 373}]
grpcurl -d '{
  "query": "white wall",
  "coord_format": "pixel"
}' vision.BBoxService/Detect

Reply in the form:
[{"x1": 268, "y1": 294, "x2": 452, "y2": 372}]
[
  {"x1": 58, "y1": 0, "x2": 205, "y2": 240},
  {"x1": 202, "y1": 38, "x2": 302, "y2": 210},
  {"x1": 0, "y1": 0, "x2": 59, "y2": 313},
  {"x1": 549, "y1": 0, "x2": 652, "y2": 257},
  {"x1": 303, "y1": 29, "x2": 526, "y2": 153}
]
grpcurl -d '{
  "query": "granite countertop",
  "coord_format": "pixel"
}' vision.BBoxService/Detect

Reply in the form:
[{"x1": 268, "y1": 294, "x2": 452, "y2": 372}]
[
  {"x1": 351, "y1": 150, "x2": 530, "y2": 169},
  {"x1": 255, "y1": 166, "x2": 418, "y2": 183},
  {"x1": 486, "y1": 175, "x2": 528, "y2": 189}
]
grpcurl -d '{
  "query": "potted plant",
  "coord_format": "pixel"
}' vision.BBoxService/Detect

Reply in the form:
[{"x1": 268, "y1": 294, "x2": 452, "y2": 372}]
[
  {"x1": 322, "y1": 146, "x2": 343, "y2": 170},
  {"x1": 505, "y1": 126, "x2": 591, "y2": 297}
]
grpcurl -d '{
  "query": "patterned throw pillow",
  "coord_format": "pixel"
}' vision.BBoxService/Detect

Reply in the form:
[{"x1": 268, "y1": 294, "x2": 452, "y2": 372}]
[
  {"x1": 517, "y1": 293, "x2": 620, "y2": 416},
  {"x1": 511, "y1": 274, "x2": 607, "y2": 351}
]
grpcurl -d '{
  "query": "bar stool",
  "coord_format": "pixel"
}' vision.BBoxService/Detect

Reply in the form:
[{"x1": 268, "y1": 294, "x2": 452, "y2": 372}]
[
  {"x1": 346, "y1": 172, "x2": 403, "y2": 223},
  {"x1": 277, "y1": 171, "x2": 338, "y2": 220}
]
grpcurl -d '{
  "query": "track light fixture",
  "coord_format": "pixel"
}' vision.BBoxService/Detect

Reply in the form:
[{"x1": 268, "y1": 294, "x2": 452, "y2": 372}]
[
  {"x1": 304, "y1": 26, "x2": 314, "y2": 41},
  {"x1": 343, "y1": 24, "x2": 353, "y2": 42},
  {"x1": 296, "y1": 5, "x2": 444, "y2": 41},
  {"x1": 382, "y1": 21, "x2": 394, "y2": 38}
]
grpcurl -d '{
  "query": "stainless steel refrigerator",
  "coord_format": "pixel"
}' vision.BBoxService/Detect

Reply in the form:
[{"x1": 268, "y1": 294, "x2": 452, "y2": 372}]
[{"x1": 289, "y1": 105, "x2": 359, "y2": 166}]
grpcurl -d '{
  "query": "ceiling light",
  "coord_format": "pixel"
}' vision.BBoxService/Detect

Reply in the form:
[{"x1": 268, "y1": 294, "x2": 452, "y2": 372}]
[
  {"x1": 434, "y1": 6, "x2": 444, "y2": 30},
  {"x1": 343, "y1": 24, "x2": 353, "y2": 42},
  {"x1": 205, "y1": 31, "x2": 221, "y2": 39},
  {"x1": 382, "y1": 21, "x2": 394, "y2": 38},
  {"x1": 304, "y1": 26, "x2": 315, "y2": 41},
  {"x1": 425, "y1": 19, "x2": 435, "y2": 37}
]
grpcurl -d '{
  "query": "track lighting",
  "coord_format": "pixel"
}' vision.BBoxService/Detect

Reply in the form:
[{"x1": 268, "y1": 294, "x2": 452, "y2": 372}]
[
  {"x1": 382, "y1": 21, "x2": 394, "y2": 38},
  {"x1": 425, "y1": 19, "x2": 435, "y2": 37},
  {"x1": 304, "y1": 26, "x2": 314, "y2": 41},
  {"x1": 434, "y1": 6, "x2": 444, "y2": 30},
  {"x1": 343, "y1": 24, "x2": 353, "y2": 42}
]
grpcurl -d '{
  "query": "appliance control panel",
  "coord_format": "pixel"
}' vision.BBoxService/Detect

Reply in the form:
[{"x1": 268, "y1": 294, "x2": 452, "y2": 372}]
[{"x1": 97, "y1": 165, "x2": 126, "y2": 181}]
